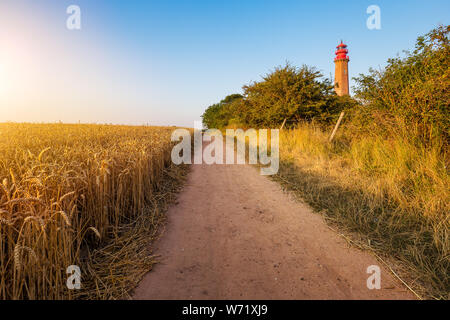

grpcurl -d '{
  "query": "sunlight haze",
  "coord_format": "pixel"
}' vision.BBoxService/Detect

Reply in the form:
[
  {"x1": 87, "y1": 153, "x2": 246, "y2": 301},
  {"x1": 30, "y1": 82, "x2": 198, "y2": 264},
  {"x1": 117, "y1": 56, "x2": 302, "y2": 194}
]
[{"x1": 0, "y1": 0, "x2": 449, "y2": 126}]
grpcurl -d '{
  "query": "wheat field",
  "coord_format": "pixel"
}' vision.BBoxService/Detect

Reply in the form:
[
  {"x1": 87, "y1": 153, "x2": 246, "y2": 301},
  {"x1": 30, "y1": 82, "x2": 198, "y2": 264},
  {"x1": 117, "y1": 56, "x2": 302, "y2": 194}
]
[{"x1": 0, "y1": 123, "x2": 185, "y2": 300}]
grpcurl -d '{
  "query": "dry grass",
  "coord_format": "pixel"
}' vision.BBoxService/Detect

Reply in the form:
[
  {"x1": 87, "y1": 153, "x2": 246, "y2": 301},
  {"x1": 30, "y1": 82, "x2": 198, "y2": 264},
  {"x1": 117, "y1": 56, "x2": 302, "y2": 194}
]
[
  {"x1": 0, "y1": 123, "x2": 187, "y2": 300},
  {"x1": 273, "y1": 124, "x2": 449, "y2": 299}
]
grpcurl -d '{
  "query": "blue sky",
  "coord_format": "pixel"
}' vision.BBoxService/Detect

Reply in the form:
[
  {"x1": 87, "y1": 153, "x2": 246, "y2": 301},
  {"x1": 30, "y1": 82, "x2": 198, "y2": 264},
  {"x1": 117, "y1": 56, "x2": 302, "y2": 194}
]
[{"x1": 0, "y1": 0, "x2": 448, "y2": 126}]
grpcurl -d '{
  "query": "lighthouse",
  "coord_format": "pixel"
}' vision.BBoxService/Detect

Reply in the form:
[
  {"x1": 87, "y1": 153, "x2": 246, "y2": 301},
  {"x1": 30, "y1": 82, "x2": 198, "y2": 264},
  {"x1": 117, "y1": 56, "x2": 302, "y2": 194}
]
[{"x1": 334, "y1": 41, "x2": 350, "y2": 96}]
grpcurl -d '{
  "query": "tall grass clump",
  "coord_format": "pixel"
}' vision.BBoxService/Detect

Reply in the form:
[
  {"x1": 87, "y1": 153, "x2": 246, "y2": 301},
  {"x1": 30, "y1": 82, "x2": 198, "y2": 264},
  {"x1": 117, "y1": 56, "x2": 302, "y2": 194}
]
[
  {"x1": 276, "y1": 123, "x2": 448, "y2": 299},
  {"x1": 0, "y1": 123, "x2": 186, "y2": 299}
]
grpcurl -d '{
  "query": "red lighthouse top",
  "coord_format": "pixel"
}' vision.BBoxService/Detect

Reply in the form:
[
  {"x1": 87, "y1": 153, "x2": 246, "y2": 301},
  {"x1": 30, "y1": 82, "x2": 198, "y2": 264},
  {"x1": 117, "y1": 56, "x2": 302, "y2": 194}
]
[{"x1": 335, "y1": 41, "x2": 349, "y2": 61}]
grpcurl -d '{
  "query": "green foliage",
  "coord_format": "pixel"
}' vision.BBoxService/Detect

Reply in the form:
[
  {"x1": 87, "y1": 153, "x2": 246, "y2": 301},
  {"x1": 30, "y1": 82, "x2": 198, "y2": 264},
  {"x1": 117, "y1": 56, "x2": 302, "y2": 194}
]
[
  {"x1": 240, "y1": 64, "x2": 348, "y2": 127},
  {"x1": 201, "y1": 94, "x2": 243, "y2": 129},
  {"x1": 353, "y1": 25, "x2": 449, "y2": 148},
  {"x1": 202, "y1": 63, "x2": 350, "y2": 129}
]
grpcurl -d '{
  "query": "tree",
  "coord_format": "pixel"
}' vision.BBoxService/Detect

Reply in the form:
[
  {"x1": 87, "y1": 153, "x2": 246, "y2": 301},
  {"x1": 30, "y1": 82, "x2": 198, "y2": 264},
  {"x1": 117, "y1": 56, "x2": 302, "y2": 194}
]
[
  {"x1": 201, "y1": 94, "x2": 243, "y2": 129},
  {"x1": 201, "y1": 63, "x2": 356, "y2": 129},
  {"x1": 239, "y1": 63, "x2": 347, "y2": 128}
]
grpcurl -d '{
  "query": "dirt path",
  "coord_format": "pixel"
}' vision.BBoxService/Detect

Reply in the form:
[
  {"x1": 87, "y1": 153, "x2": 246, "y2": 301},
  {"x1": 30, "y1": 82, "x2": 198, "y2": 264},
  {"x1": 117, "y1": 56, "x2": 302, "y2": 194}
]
[{"x1": 133, "y1": 143, "x2": 414, "y2": 300}]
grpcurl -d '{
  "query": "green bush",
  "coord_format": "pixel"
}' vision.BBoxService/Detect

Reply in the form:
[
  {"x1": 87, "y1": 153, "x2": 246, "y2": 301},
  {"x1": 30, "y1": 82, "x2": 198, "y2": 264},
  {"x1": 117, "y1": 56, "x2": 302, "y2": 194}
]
[
  {"x1": 201, "y1": 94, "x2": 243, "y2": 129},
  {"x1": 352, "y1": 25, "x2": 449, "y2": 149}
]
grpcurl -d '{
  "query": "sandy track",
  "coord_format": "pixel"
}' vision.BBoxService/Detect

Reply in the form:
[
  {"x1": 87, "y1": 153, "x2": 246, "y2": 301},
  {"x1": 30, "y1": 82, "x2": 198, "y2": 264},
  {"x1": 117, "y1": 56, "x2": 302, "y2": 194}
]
[{"x1": 133, "y1": 144, "x2": 413, "y2": 300}]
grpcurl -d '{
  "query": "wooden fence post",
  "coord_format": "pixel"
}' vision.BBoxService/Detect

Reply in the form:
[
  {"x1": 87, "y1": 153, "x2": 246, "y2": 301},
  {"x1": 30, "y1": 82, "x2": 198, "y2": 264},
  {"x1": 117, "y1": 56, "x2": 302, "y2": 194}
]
[
  {"x1": 329, "y1": 112, "x2": 345, "y2": 142},
  {"x1": 280, "y1": 118, "x2": 287, "y2": 130}
]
